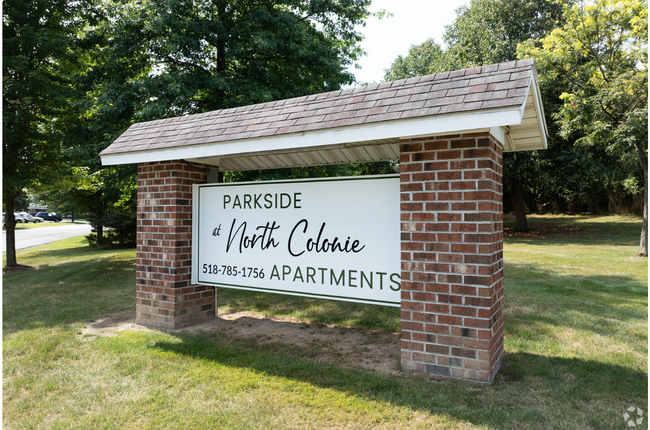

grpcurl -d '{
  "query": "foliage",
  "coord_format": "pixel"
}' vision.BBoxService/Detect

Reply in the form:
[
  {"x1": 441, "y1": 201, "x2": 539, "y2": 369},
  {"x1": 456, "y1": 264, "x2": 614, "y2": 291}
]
[
  {"x1": 3, "y1": 0, "x2": 85, "y2": 191},
  {"x1": 95, "y1": 0, "x2": 376, "y2": 185},
  {"x1": 12, "y1": 192, "x2": 30, "y2": 212},
  {"x1": 23, "y1": 0, "x2": 375, "y2": 250},
  {"x1": 527, "y1": 134, "x2": 643, "y2": 213},
  {"x1": 82, "y1": 166, "x2": 138, "y2": 248},
  {"x1": 519, "y1": 0, "x2": 648, "y2": 254},
  {"x1": 384, "y1": 0, "x2": 568, "y2": 231},
  {"x1": 32, "y1": 165, "x2": 138, "y2": 248},
  {"x1": 521, "y1": 0, "x2": 648, "y2": 149},
  {"x1": 225, "y1": 161, "x2": 398, "y2": 182},
  {"x1": 83, "y1": 0, "x2": 372, "y2": 120},
  {"x1": 383, "y1": 39, "x2": 451, "y2": 81},
  {"x1": 383, "y1": 0, "x2": 645, "y2": 235},
  {"x1": 384, "y1": 0, "x2": 566, "y2": 79},
  {"x1": 442, "y1": 0, "x2": 566, "y2": 68},
  {"x1": 85, "y1": 209, "x2": 137, "y2": 248},
  {"x1": 2, "y1": 0, "x2": 92, "y2": 265},
  {"x1": 444, "y1": 0, "x2": 568, "y2": 231}
]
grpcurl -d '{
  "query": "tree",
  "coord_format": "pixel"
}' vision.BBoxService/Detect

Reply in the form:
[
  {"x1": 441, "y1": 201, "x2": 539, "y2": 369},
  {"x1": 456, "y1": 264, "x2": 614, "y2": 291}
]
[
  {"x1": 385, "y1": 0, "x2": 566, "y2": 231},
  {"x1": 32, "y1": 165, "x2": 138, "y2": 247},
  {"x1": 528, "y1": 132, "x2": 638, "y2": 214},
  {"x1": 3, "y1": 0, "x2": 90, "y2": 267},
  {"x1": 445, "y1": 0, "x2": 567, "y2": 231},
  {"x1": 443, "y1": 0, "x2": 565, "y2": 68},
  {"x1": 520, "y1": 0, "x2": 648, "y2": 255},
  {"x1": 84, "y1": 0, "x2": 372, "y2": 120},
  {"x1": 224, "y1": 161, "x2": 398, "y2": 183},
  {"x1": 384, "y1": 39, "x2": 451, "y2": 81},
  {"x1": 28, "y1": 0, "x2": 375, "y2": 249}
]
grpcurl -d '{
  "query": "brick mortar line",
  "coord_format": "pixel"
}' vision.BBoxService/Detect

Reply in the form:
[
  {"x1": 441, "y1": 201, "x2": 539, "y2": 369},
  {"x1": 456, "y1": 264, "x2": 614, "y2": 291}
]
[{"x1": 399, "y1": 308, "x2": 497, "y2": 318}]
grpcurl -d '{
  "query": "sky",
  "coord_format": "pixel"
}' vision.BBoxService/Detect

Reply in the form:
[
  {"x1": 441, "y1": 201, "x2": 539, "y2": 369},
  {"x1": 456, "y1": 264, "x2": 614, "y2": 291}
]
[{"x1": 347, "y1": 0, "x2": 470, "y2": 84}]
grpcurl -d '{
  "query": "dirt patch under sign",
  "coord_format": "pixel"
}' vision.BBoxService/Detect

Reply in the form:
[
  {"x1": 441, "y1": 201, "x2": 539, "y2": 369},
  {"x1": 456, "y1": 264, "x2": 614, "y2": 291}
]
[{"x1": 80, "y1": 309, "x2": 402, "y2": 376}]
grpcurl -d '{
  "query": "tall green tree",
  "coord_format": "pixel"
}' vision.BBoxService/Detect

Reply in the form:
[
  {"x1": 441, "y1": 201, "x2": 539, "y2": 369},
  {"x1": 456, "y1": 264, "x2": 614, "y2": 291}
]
[
  {"x1": 3, "y1": 0, "x2": 91, "y2": 267},
  {"x1": 84, "y1": 0, "x2": 372, "y2": 122},
  {"x1": 520, "y1": 0, "x2": 648, "y2": 255},
  {"x1": 30, "y1": 0, "x2": 375, "y2": 247},
  {"x1": 384, "y1": 39, "x2": 452, "y2": 81},
  {"x1": 385, "y1": 0, "x2": 566, "y2": 231},
  {"x1": 32, "y1": 165, "x2": 138, "y2": 246},
  {"x1": 444, "y1": 0, "x2": 566, "y2": 232},
  {"x1": 443, "y1": 0, "x2": 565, "y2": 68}
]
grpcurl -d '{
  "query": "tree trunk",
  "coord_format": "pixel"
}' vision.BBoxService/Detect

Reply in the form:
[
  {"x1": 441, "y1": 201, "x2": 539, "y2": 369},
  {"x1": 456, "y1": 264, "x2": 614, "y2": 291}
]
[
  {"x1": 512, "y1": 178, "x2": 528, "y2": 231},
  {"x1": 217, "y1": 36, "x2": 226, "y2": 73},
  {"x1": 96, "y1": 215, "x2": 104, "y2": 241},
  {"x1": 633, "y1": 138, "x2": 648, "y2": 257},
  {"x1": 640, "y1": 182, "x2": 647, "y2": 257},
  {"x1": 511, "y1": 156, "x2": 528, "y2": 232},
  {"x1": 95, "y1": 192, "x2": 104, "y2": 242},
  {"x1": 4, "y1": 192, "x2": 18, "y2": 268},
  {"x1": 588, "y1": 192, "x2": 599, "y2": 215}
]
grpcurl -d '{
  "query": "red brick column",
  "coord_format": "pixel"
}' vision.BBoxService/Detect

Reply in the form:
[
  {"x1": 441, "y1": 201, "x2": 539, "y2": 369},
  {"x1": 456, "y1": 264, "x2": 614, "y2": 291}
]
[
  {"x1": 399, "y1": 132, "x2": 504, "y2": 383},
  {"x1": 136, "y1": 160, "x2": 214, "y2": 329}
]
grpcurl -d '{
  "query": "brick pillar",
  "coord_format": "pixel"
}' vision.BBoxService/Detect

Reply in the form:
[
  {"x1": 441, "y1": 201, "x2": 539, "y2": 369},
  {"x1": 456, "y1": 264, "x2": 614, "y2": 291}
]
[
  {"x1": 136, "y1": 160, "x2": 215, "y2": 329},
  {"x1": 399, "y1": 132, "x2": 504, "y2": 383}
]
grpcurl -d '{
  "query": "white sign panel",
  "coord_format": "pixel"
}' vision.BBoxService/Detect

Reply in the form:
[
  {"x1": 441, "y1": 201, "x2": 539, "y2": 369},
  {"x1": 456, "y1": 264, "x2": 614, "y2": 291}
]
[{"x1": 192, "y1": 175, "x2": 400, "y2": 307}]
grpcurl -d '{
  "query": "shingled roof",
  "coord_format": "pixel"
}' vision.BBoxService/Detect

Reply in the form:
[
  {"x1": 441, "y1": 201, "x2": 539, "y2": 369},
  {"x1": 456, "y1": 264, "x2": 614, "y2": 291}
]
[{"x1": 101, "y1": 59, "x2": 547, "y2": 171}]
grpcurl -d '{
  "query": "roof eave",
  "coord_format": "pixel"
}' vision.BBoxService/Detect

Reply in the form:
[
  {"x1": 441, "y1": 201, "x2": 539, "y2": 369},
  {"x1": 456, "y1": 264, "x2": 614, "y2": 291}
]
[
  {"x1": 100, "y1": 104, "x2": 528, "y2": 167},
  {"x1": 504, "y1": 67, "x2": 548, "y2": 153}
]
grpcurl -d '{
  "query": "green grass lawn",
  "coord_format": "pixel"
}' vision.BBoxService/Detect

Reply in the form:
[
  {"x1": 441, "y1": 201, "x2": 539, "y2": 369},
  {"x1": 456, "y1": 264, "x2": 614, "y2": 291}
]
[{"x1": 3, "y1": 215, "x2": 647, "y2": 429}]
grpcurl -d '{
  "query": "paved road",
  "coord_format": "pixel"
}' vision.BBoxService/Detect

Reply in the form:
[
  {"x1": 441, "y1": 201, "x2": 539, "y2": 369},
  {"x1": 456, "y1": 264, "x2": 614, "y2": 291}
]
[{"x1": 1, "y1": 223, "x2": 93, "y2": 253}]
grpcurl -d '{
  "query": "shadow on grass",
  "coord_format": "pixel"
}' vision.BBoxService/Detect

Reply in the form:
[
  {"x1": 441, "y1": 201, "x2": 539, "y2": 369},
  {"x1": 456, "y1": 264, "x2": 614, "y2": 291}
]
[
  {"x1": 23, "y1": 244, "x2": 132, "y2": 260},
  {"x1": 219, "y1": 288, "x2": 401, "y2": 332},
  {"x1": 505, "y1": 262, "x2": 647, "y2": 339},
  {"x1": 505, "y1": 235, "x2": 640, "y2": 248},
  {"x1": 3, "y1": 256, "x2": 136, "y2": 336},
  {"x1": 503, "y1": 216, "x2": 643, "y2": 248},
  {"x1": 151, "y1": 327, "x2": 647, "y2": 429}
]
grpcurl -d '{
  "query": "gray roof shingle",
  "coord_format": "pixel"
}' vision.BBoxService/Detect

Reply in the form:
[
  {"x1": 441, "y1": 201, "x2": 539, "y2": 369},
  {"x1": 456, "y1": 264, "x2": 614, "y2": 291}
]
[{"x1": 101, "y1": 59, "x2": 535, "y2": 156}]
